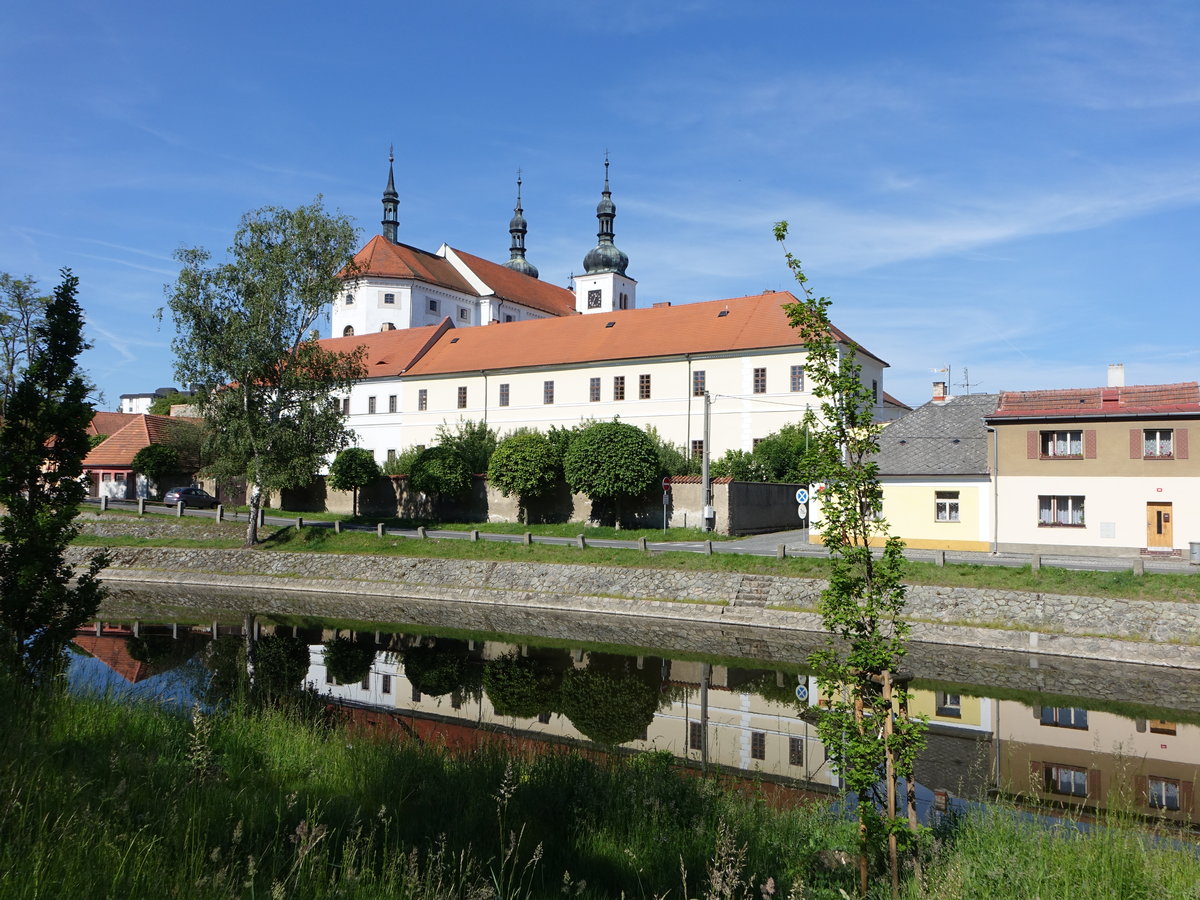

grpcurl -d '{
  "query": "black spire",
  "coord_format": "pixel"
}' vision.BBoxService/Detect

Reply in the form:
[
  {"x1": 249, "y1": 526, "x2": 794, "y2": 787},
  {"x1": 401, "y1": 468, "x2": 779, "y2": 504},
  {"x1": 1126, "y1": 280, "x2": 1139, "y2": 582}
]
[
  {"x1": 583, "y1": 153, "x2": 629, "y2": 276},
  {"x1": 382, "y1": 146, "x2": 399, "y2": 243},
  {"x1": 502, "y1": 170, "x2": 539, "y2": 279}
]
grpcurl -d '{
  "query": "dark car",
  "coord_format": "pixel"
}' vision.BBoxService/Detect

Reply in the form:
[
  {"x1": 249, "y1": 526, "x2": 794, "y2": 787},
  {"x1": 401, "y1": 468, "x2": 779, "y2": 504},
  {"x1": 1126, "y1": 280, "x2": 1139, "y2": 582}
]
[{"x1": 163, "y1": 486, "x2": 219, "y2": 509}]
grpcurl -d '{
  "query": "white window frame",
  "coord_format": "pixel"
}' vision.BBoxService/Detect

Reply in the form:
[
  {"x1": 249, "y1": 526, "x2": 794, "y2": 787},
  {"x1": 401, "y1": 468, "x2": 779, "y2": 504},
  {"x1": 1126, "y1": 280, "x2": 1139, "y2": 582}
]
[
  {"x1": 935, "y1": 491, "x2": 960, "y2": 522},
  {"x1": 1144, "y1": 429, "x2": 1173, "y2": 458},
  {"x1": 1038, "y1": 495, "x2": 1085, "y2": 527}
]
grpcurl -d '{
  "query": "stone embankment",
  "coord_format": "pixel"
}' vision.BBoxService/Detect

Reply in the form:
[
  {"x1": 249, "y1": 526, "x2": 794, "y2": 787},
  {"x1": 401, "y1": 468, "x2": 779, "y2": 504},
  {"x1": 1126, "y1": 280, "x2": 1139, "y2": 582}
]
[{"x1": 69, "y1": 522, "x2": 1200, "y2": 670}]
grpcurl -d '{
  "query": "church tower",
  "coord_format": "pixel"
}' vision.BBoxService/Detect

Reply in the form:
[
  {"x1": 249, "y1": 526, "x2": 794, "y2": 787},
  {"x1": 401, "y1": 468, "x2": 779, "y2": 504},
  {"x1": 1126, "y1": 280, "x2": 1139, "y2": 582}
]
[
  {"x1": 501, "y1": 172, "x2": 539, "y2": 278},
  {"x1": 575, "y1": 155, "x2": 636, "y2": 314},
  {"x1": 381, "y1": 146, "x2": 399, "y2": 242}
]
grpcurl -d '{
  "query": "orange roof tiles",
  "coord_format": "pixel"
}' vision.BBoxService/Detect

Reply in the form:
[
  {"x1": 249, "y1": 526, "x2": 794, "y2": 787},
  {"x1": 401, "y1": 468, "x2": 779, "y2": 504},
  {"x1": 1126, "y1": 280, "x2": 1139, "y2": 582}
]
[
  {"x1": 991, "y1": 382, "x2": 1200, "y2": 418},
  {"x1": 348, "y1": 236, "x2": 476, "y2": 293},
  {"x1": 318, "y1": 320, "x2": 451, "y2": 378},
  {"x1": 449, "y1": 248, "x2": 577, "y2": 317},
  {"x1": 401, "y1": 291, "x2": 885, "y2": 377},
  {"x1": 83, "y1": 414, "x2": 204, "y2": 468},
  {"x1": 88, "y1": 411, "x2": 138, "y2": 437}
]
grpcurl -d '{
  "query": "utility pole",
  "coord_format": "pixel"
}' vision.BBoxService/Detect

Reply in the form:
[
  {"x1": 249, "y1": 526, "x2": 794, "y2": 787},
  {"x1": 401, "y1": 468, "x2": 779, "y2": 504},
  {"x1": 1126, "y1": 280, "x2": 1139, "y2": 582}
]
[{"x1": 701, "y1": 391, "x2": 714, "y2": 531}]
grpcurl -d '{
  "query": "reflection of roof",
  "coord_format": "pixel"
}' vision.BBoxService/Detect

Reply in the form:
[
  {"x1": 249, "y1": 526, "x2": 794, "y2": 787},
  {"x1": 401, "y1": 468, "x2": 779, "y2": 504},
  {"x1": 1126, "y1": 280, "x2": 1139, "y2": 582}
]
[
  {"x1": 877, "y1": 393, "x2": 998, "y2": 476},
  {"x1": 83, "y1": 414, "x2": 203, "y2": 468},
  {"x1": 449, "y1": 248, "x2": 576, "y2": 317},
  {"x1": 990, "y1": 382, "x2": 1200, "y2": 419},
  {"x1": 403, "y1": 292, "x2": 885, "y2": 377},
  {"x1": 71, "y1": 634, "x2": 156, "y2": 683},
  {"x1": 318, "y1": 320, "x2": 451, "y2": 378}
]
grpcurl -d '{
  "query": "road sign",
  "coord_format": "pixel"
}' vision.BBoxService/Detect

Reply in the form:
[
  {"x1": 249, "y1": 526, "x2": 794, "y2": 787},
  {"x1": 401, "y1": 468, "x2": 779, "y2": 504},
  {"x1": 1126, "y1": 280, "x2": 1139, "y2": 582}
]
[
  {"x1": 797, "y1": 503, "x2": 808, "y2": 520},
  {"x1": 795, "y1": 488, "x2": 809, "y2": 504},
  {"x1": 795, "y1": 684, "x2": 809, "y2": 702},
  {"x1": 662, "y1": 476, "x2": 671, "y2": 492}
]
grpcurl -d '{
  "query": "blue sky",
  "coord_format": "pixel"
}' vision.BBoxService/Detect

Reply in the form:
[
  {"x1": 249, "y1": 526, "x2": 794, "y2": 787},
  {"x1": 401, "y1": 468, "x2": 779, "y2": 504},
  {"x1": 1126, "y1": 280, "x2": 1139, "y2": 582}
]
[{"x1": 3, "y1": 0, "x2": 1199, "y2": 409}]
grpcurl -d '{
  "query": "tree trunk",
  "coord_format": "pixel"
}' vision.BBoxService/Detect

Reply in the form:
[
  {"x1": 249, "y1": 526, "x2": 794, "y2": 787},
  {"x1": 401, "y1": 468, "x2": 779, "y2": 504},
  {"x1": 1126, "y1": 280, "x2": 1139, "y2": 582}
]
[{"x1": 246, "y1": 484, "x2": 262, "y2": 546}]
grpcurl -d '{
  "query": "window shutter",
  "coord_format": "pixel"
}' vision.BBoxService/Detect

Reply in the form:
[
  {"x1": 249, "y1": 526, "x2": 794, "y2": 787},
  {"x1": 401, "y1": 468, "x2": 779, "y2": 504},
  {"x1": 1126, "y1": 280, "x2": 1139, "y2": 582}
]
[
  {"x1": 1027, "y1": 431, "x2": 1038, "y2": 459},
  {"x1": 1130, "y1": 429, "x2": 1142, "y2": 459},
  {"x1": 1084, "y1": 430, "x2": 1097, "y2": 459},
  {"x1": 1176, "y1": 428, "x2": 1189, "y2": 460},
  {"x1": 1088, "y1": 768, "x2": 1102, "y2": 800}
]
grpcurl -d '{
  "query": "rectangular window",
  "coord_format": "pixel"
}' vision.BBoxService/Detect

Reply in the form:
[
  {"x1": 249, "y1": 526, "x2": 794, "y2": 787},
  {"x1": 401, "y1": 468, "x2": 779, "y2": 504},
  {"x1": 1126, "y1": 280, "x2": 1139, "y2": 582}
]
[
  {"x1": 341, "y1": 397, "x2": 350, "y2": 415},
  {"x1": 457, "y1": 386, "x2": 467, "y2": 409},
  {"x1": 750, "y1": 731, "x2": 766, "y2": 760},
  {"x1": 411, "y1": 685, "x2": 422, "y2": 702},
  {"x1": 386, "y1": 449, "x2": 396, "y2": 462},
  {"x1": 1149, "y1": 777, "x2": 1181, "y2": 811},
  {"x1": 458, "y1": 307, "x2": 469, "y2": 322},
  {"x1": 388, "y1": 395, "x2": 397, "y2": 413},
  {"x1": 1038, "y1": 495, "x2": 1085, "y2": 527},
  {"x1": 498, "y1": 383, "x2": 510, "y2": 407},
  {"x1": 935, "y1": 691, "x2": 962, "y2": 718},
  {"x1": 639, "y1": 373, "x2": 651, "y2": 399},
  {"x1": 381, "y1": 674, "x2": 392, "y2": 694},
  {"x1": 1144, "y1": 429, "x2": 1174, "y2": 458},
  {"x1": 693, "y1": 370, "x2": 706, "y2": 397},
  {"x1": 427, "y1": 298, "x2": 439, "y2": 314},
  {"x1": 788, "y1": 736, "x2": 804, "y2": 767},
  {"x1": 537, "y1": 711, "x2": 551, "y2": 724},
  {"x1": 114, "y1": 472, "x2": 125, "y2": 482},
  {"x1": 790, "y1": 365, "x2": 804, "y2": 392},
  {"x1": 360, "y1": 673, "x2": 370, "y2": 690},
  {"x1": 345, "y1": 293, "x2": 355, "y2": 305},
  {"x1": 1046, "y1": 764, "x2": 1089, "y2": 797},
  {"x1": 417, "y1": 389, "x2": 428, "y2": 411},
  {"x1": 613, "y1": 376, "x2": 625, "y2": 401},
  {"x1": 935, "y1": 491, "x2": 960, "y2": 522},
  {"x1": 1040, "y1": 430, "x2": 1083, "y2": 458},
  {"x1": 1040, "y1": 706, "x2": 1089, "y2": 729},
  {"x1": 451, "y1": 693, "x2": 462, "y2": 710},
  {"x1": 543, "y1": 380, "x2": 554, "y2": 404},
  {"x1": 689, "y1": 721, "x2": 703, "y2": 751},
  {"x1": 383, "y1": 292, "x2": 395, "y2": 304},
  {"x1": 504, "y1": 314, "x2": 514, "y2": 323},
  {"x1": 872, "y1": 379, "x2": 879, "y2": 403},
  {"x1": 753, "y1": 367, "x2": 767, "y2": 394},
  {"x1": 589, "y1": 377, "x2": 601, "y2": 402},
  {"x1": 367, "y1": 396, "x2": 377, "y2": 414},
  {"x1": 691, "y1": 439, "x2": 704, "y2": 460}
]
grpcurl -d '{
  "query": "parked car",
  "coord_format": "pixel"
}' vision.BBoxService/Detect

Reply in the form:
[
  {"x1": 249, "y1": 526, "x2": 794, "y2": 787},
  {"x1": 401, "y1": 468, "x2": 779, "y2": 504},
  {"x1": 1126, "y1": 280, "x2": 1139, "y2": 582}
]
[{"x1": 163, "y1": 486, "x2": 219, "y2": 509}]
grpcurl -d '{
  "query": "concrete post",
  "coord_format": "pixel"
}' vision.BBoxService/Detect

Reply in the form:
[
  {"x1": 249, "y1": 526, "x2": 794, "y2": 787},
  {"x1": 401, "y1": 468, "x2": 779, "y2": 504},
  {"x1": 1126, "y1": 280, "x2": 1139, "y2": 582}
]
[
  {"x1": 333, "y1": 520, "x2": 341, "y2": 534},
  {"x1": 296, "y1": 517, "x2": 303, "y2": 530},
  {"x1": 935, "y1": 550, "x2": 946, "y2": 567},
  {"x1": 704, "y1": 540, "x2": 713, "y2": 556},
  {"x1": 776, "y1": 544, "x2": 786, "y2": 559},
  {"x1": 1132, "y1": 556, "x2": 1145, "y2": 576},
  {"x1": 417, "y1": 526, "x2": 427, "y2": 539},
  {"x1": 176, "y1": 501, "x2": 184, "y2": 517},
  {"x1": 576, "y1": 534, "x2": 586, "y2": 549},
  {"x1": 137, "y1": 498, "x2": 145, "y2": 516},
  {"x1": 211, "y1": 621, "x2": 218, "y2": 638},
  {"x1": 257, "y1": 508, "x2": 265, "y2": 528},
  {"x1": 639, "y1": 537, "x2": 648, "y2": 552},
  {"x1": 470, "y1": 529, "x2": 479, "y2": 542},
  {"x1": 1030, "y1": 553, "x2": 1041, "y2": 572},
  {"x1": 171, "y1": 622, "x2": 178, "y2": 639},
  {"x1": 377, "y1": 522, "x2": 385, "y2": 538},
  {"x1": 216, "y1": 504, "x2": 223, "y2": 522},
  {"x1": 94, "y1": 621, "x2": 102, "y2": 636},
  {"x1": 100, "y1": 496, "x2": 108, "y2": 512},
  {"x1": 132, "y1": 620, "x2": 140, "y2": 638},
  {"x1": 523, "y1": 532, "x2": 532, "y2": 545}
]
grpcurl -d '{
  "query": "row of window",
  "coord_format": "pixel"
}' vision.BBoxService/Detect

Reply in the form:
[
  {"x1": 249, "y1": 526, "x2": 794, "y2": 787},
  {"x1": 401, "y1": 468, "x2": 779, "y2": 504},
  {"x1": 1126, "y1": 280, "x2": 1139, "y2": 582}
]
[
  {"x1": 1034, "y1": 428, "x2": 1187, "y2": 460},
  {"x1": 1040, "y1": 765, "x2": 1185, "y2": 811},
  {"x1": 929, "y1": 491, "x2": 1087, "y2": 528},
  {"x1": 687, "y1": 722, "x2": 806, "y2": 765}
]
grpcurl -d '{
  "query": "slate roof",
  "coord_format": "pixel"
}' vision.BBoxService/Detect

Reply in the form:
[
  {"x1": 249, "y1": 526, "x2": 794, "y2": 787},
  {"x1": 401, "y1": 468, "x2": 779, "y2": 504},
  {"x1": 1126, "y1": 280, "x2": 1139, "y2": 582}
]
[
  {"x1": 876, "y1": 393, "x2": 998, "y2": 476},
  {"x1": 83, "y1": 414, "x2": 203, "y2": 468},
  {"x1": 990, "y1": 382, "x2": 1200, "y2": 419}
]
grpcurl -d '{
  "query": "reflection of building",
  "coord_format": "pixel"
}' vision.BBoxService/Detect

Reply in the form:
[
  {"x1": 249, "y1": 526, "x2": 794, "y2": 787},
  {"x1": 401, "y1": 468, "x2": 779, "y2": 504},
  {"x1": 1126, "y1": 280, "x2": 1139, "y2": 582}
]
[{"x1": 997, "y1": 701, "x2": 1199, "y2": 822}]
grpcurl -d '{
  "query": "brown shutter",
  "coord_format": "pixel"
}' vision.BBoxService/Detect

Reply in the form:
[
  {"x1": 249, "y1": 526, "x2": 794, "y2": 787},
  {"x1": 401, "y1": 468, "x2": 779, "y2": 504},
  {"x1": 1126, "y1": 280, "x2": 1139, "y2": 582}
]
[
  {"x1": 1088, "y1": 768, "x2": 1102, "y2": 801},
  {"x1": 1027, "y1": 430, "x2": 1039, "y2": 459},
  {"x1": 1084, "y1": 430, "x2": 1097, "y2": 459},
  {"x1": 1130, "y1": 428, "x2": 1142, "y2": 459},
  {"x1": 1176, "y1": 428, "x2": 1189, "y2": 460}
]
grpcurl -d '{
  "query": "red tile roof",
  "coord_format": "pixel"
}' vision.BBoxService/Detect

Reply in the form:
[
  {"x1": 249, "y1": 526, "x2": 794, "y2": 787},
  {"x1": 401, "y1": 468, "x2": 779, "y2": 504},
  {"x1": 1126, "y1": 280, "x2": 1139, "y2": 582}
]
[
  {"x1": 83, "y1": 414, "x2": 204, "y2": 468},
  {"x1": 991, "y1": 382, "x2": 1200, "y2": 418},
  {"x1": 348, "y1": 236, "x2": 476, "y2": 293},
  {"x1": 318, "y1": 320, "x2": 451, "y2": 378},
  {"x1": 448, "y1": 248, "x2": 577, "y2": 317},
  {"x1": 71, "y1": 634, "x2": 154, "y2": 683},
  {"x1": 882, "y1": 391, "x2": 911, "y2": 410},
  {"x1": 401, "y1": 292, "x2": 884, "y2": 377},
  {"x1": 88, "y1": 411, "x2": 138, "y2": 437}
]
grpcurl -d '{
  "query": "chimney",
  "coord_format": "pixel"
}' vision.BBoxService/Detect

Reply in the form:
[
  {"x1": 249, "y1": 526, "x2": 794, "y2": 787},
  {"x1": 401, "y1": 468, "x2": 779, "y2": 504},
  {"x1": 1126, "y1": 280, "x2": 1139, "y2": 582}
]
[
  {"x1": 652, "y1": 301, "x2": 672, "y2": 308},
  {"x1": 932, "y1": 381, "x2": 947, "y2": 403},
  {"x1": 1108, "y1": 363, "x2": 1125, "y2": 387}
]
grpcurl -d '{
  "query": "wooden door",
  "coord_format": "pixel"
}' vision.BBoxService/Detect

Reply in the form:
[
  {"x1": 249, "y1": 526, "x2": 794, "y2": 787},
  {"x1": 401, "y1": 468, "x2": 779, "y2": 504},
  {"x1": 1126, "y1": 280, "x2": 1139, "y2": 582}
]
[{"x1": 1146, "y1": 502, "x2": 1173, "y2": 548}]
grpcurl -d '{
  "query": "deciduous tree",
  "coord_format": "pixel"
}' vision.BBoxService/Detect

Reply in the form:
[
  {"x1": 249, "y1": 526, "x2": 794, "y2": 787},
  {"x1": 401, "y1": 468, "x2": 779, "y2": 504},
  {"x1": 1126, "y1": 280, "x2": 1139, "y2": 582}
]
[
  {"x1": 165, "y1": 199, "x2": 365, "y2": 545},
  {"x1": 326, "y1": 447, "x2": 380, "y2": 516},
  {"x1": 563, "y1": 421, "x2": 658, "y2": 527},
  {"x1": 0, "y1": 270, "x2": 107, "y2": 681},
  {"x1": 487, "y1": 431, "x2": 559, "y2": 523},
  {"x1": 0, "y1": 273, "x2": 49, "y2": 417}
]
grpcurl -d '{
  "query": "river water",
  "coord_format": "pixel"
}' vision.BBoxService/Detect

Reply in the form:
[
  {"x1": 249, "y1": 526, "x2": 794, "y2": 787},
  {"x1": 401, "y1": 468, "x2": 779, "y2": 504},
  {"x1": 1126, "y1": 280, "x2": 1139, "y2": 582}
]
[{"x1": 71, "y1": 583, "x2": 1200, "y2": 827}]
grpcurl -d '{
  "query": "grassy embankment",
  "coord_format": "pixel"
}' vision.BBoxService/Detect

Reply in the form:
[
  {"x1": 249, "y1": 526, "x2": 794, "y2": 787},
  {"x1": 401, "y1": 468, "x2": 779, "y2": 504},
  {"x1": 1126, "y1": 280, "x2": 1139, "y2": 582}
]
[
  {"x1": 73, "y1": 512, "x2": 1200, "y2": 606},
  {"x1": 2, "y1": 678, "x2": 1196, "y2": 900}
]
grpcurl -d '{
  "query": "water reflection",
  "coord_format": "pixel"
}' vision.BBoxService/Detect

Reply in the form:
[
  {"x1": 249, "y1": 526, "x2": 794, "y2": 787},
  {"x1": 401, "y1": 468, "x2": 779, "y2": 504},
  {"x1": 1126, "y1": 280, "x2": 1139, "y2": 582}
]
[{"x1": 69, "y1": 617, "x2": 1200, "y2": 829}]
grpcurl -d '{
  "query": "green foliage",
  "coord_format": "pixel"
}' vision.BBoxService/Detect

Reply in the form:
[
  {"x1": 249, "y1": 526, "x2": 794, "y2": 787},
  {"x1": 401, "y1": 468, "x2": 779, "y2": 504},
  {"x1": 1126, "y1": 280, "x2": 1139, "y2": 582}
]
[
  {"x1": 131, "y1": 443, "x2": 181, "y2": 484},
  {"x1": 0, "y1": 270, "x2": 107, "y2": 681},
  {"x1": 644, "y1": 425, "x2": 700, "y2": 476},
  {"x1": 559, "y1": 653, "x2": 663, "y2": 746},
  {"x1": 402, "y1": 640, "x2": 481, "y2": 699},
  {"x1": 0, "y1": 273, "x2": 49, "y2": 418},
  {"x1": 326, "y1": 447, "x2": 380, "y2": 515},
  {"x1": 710, "y1": 423, "x2": 813, "y2": 483},
  {"x1": 322, "y1": 635, "x2": 375, "y2": 685},
  {"x1": 252, "y1": 634, "x2": 311, "y2": 702},
  {"x1": 165, "y1": 198, "x2": 365, "y2": 545},
  {"x1": 563, "y1": 421, "x2": 659, "y2": 524},
  {"x1": 408, "y1": 445, "x2": 472, "y2": 499},
  {"x1": 545, "y1": 423, "x2": 583, "y2": 464},
  {"x1": 382, "y1": 446, "x2": 422, "y2": 477},
  {"x1": 710, "y1": 448, "x2": 768, "y2": 481},
  {"x1": 434, "y1": 419, "x2": 498, "y2": 475},
  {"x1": 482, "y1": 651, "x2": 567, "y2": 718},
  {"x1": 487, "y1": 431, "x2": 560, "y2": 520},
  {"x1": 87, "y1": 434, "x2": 108, "y2": 450},
  {"x1": 776, "y1": 221, "x2": 924, "y2": 892},
  {"x1": 147, "y1": 390, "x2": 193, "y2": 415}
]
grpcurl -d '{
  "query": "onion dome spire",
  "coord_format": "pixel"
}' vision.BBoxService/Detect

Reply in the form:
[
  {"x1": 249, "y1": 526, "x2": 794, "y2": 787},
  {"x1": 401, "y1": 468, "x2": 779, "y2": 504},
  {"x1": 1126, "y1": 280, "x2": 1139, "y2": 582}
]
[
  {"x1": 582, "y1": 153, "x2": 629, "y2": 276},
  {"x1": 381, "y1": 146, "x2": 399, "y2": 243},
  {"x1": 502, "y1": 170, "x2": 539, "y2": 279}
]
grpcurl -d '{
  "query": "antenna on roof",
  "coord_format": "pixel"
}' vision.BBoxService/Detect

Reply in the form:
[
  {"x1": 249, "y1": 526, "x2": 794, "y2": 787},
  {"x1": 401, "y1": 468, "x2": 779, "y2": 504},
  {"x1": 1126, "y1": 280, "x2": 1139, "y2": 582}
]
[{"x1": 957, "y1": 367, "x2": 982, "y2": 395}]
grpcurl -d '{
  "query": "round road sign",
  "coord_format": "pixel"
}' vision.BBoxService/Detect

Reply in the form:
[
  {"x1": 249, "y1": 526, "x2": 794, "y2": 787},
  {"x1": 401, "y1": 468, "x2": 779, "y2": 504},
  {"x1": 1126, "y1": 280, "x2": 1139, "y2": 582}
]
[
  {"x1": 797, "y1": 503, "x2": 808, "y2": 520},
  {"x1": 662, "y1": 476, "x2": 672, "y2": 492},
  {"x1": 795, "y1": 488, "x2": 809, "y2": 504},
  {"x1": 795, "y1": 684, "x2": 809, "y2": 702}
]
